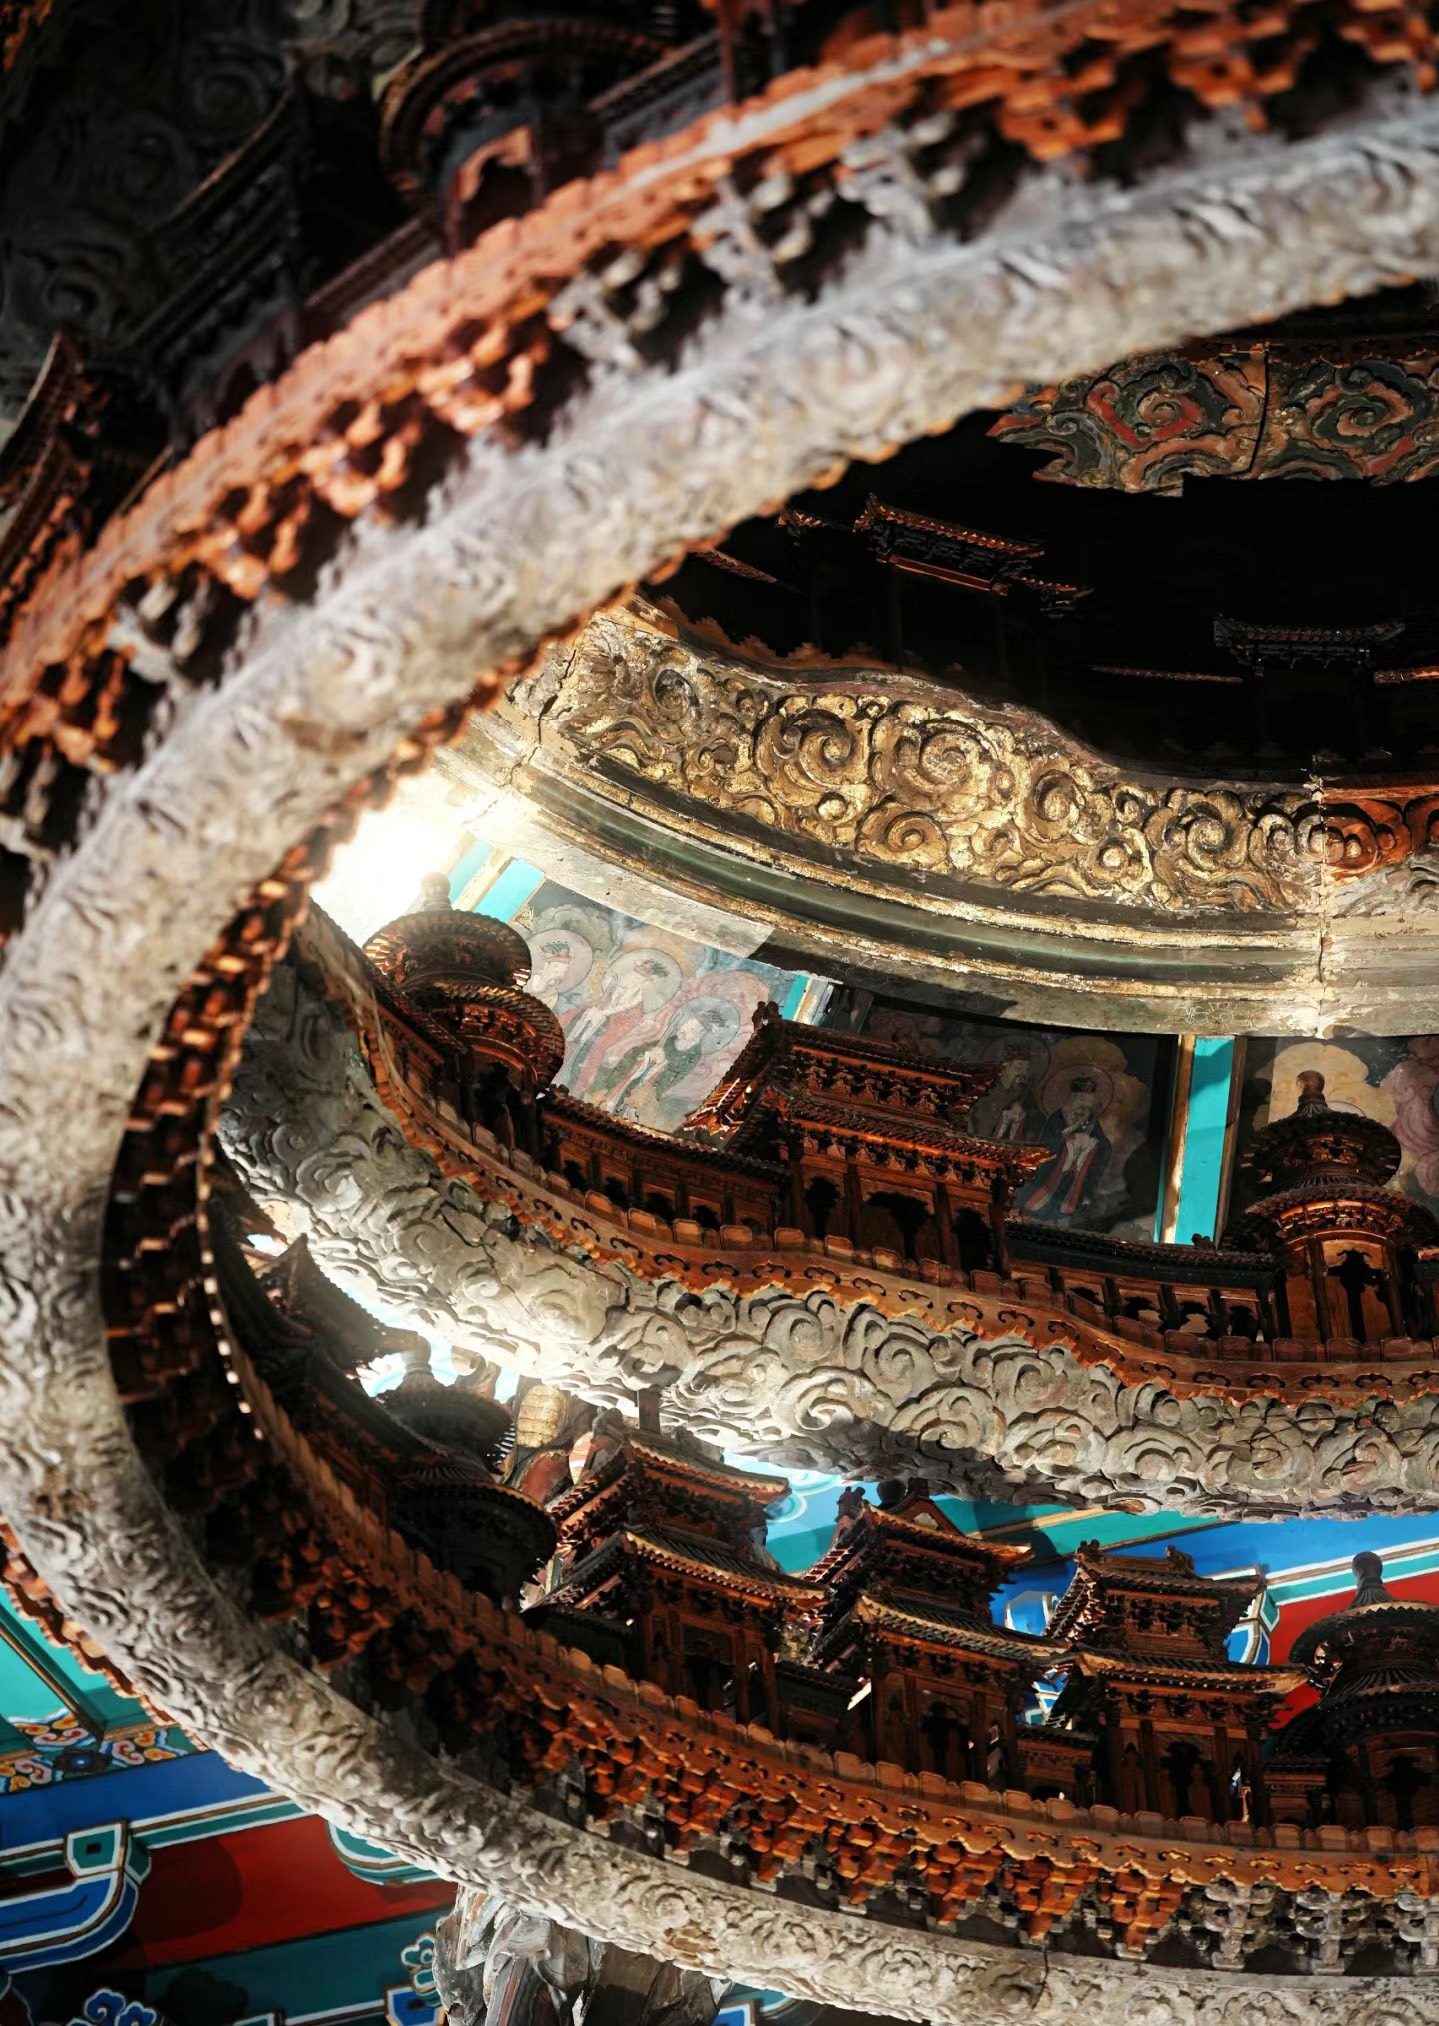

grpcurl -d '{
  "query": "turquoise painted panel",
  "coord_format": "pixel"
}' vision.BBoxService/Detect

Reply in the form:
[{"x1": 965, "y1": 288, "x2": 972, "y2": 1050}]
[
  {"x1": 0, "y1": 1599, "x2": 134, "y2": 1729},
  {"x1": 0, "y1": 1636, "x2": 57, "y2": 1726},
  {"x1": 140, "y1": 1911, "x2": 438, "y2": 2022},
  {"x1": 329, "y1": 1822, "x2": 436, "y2": 1886},
  {"x1": 1172, "y1": 1036, "x2": 1235, "y2": 1244},
  {"x1": 444, "y1": 840, "x2": 493, "y2": 902},
  {"x1": 470, "y1": 859, "x2": 543, "y2": 923}
]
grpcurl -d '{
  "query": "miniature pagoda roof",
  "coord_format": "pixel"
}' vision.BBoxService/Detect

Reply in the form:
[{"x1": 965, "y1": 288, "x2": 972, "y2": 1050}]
[
  {"x1": 1046, "y1": 1542, "x2": 1259, "y2": 1659},
  {"x1": 258, "y1": 1235, "x2": 422, "y2": 1373},
  {"x1": 1065, "y1": 1648, "x2": 1305, "y2": 1694},
  {"x1": 806, "y1": 1485, "x2": 1029, "y2": 1598},
  {"x1": 1290, "y1": 1551, "x2": 1439, "y2": 1674},
  {"x1": 1239, "y1": 1077, "x2": 1404, "y2": 1193},
  {"x1": 686, "y1": 1008, "x2": 1028, "y2": 1162},
  {"x1": 546, "y1": 1085, "x2": 781, "y2": 1180},
  {"x1": 1263, "y1": 1702, "x2": 1329, "y2": 1766},
  {"x1": 1292, "y1": 1596, "x2": 1439, "y2": 1665},
  {"x1": 630, "y1": 1431, "x2": 790, "y2": 1500},
  {"x1": 548, "y1": 1428, "x2": 791, "y2": 1535},
  {"x1": 835, "y1": 1592, "x2": 1054, "y2": 1666},
  {"x1": 379, "y1": 1351, "x2": 512, "y2": 1469},
  {"x1": 1228, "y1": 1076, "x2": 1439, "y2": 1255},
  {"x1": 854, "y1": 494, "x2": 1045, "y2": 589},
  {"x1": 1214, "y1": 614, "x2": 1403, "y2": 668},
  {"x1": 849, "y1": 495, "x2": 1089, "y2": 608},
  {"x1": 209, "y1": 1211, "x2": 428, "y2": 1465},
  {"x1": 363, "y1": 875, "x2": 534, "y2": 995},
  {"x1": 545, "y1": 1526, "x2": 825, "y2": 1613},
  {"x1": 805, "y1": 1487, "x2": 1033, "y2": 1667}
]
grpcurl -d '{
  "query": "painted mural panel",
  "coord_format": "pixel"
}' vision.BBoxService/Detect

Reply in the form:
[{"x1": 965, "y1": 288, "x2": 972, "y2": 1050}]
[
  {"x1": 309, "y1": 774, "x2": 826, "y2": 1137},
  {"x1": 823, "y1": 990, "x2": 1172, "y2": 1238},
  {"x1": 514, "y1": 879, "x2": 813, "y2": 1135},
  {"x1": 1235, "y1": 1035, "x2": 1439, "y2": 1218}
]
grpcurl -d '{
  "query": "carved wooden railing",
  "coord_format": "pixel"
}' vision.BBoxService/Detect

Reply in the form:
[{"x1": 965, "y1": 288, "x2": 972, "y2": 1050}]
[
  {"x1": 290, "y1": 911, "x2": 1439, "y2": 1399},
  {"x1": 5, "y1": 4, "x2": 1439, "y2": 2013},
  {"x1": 67, "y1": 891, "x2": 1439, "y2": 1977}
]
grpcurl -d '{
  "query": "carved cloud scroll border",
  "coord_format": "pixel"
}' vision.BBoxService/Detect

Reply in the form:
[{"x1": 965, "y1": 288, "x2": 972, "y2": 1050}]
[
  {"x1": 449, "y1": 613, "x2": 1439, "y2": 1034},
  {"x1": 6, "y1": 31, "x2": 1439, "y2": 2020},
  {"x1": 519, "y1": 613, "x2": 1323, "y2": 918},
  {"x1": 224, "y1": 954, "x2": 1439, "y2": 1521}
]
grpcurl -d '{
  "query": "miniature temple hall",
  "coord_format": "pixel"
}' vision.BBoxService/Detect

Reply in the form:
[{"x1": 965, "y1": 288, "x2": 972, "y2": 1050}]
[{"x1": 20, "y1": 5, "x2": 1439, "y2": 2026}]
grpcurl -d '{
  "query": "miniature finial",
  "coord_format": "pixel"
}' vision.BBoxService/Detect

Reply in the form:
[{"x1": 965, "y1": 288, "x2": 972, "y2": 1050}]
[
  {"x1": 1295, "y1": 1069, "x2": 1329, "y2": 1115},
  {"x1": 1352, "y1": 1550, "x2": 1393, "y2": 1607},
  {"x1": 419, "y1": 871, "x2": 452, "y2": 911},
  {"x1": 399, "y1": 1337, "x2": 434, "y2": 1378}
]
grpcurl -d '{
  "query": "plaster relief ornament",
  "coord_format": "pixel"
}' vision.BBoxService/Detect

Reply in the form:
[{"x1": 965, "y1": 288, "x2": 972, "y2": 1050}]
[
  {"x1": 15, "y1": 2, "x2": 1439, "y2": 2020},
  {"x1": 220, "y1": 949, "x2": 1439, "y2": 1518},
  {"x1": 447, "y1": 610, "x2": 1439, "y2": 1034}
]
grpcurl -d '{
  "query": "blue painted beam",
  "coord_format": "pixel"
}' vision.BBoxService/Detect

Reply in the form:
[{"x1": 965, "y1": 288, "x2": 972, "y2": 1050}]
[
  {"x1": 468, "y1": 859, "x2": 543, "y2": 923},
  {"x1": 0, "y1": 1751, "x2": 270, "y2": 1855},
  {"x1": 0, "y1": 1824, "x2": 149, "y2": 1974}
]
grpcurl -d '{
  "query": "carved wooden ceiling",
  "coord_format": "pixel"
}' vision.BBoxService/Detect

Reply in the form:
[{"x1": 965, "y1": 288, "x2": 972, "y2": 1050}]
[
  {"x1": 658, "y1": 318, "x2": 1439, "y2": 772},
  {"x1": 391, "y1": 287, "x2": 1439, "y2": 1038},
  {"x1": 9, "y1": 1, "x2": 1439, "y2": 2021}
]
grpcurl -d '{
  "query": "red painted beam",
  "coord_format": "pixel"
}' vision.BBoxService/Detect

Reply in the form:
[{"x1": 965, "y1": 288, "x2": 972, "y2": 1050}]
[{"x1": 106, "y1": 1817, "x2": 452, "y2": 1968}]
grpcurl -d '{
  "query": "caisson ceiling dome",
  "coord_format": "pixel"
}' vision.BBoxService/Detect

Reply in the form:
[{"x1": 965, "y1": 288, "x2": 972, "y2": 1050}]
[{"x1": 7, "y1": 4, "x2": 1439, "y2": 2024}]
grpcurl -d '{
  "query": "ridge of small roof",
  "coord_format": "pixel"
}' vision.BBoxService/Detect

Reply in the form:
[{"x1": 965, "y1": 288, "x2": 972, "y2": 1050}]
[
  {"x1": 1064, "y1": 1648, "x2": 1303, "y2": 1689},
  {"x1": 804, "y1": 1497, "x2": 1030, "y2": 1583},
  {"x1": 546, "y1": 1525, "x2": 826, "y2": 1606},
  {"x1": 548, "y1": 1429, "x2": 791, "y2": 1529}
]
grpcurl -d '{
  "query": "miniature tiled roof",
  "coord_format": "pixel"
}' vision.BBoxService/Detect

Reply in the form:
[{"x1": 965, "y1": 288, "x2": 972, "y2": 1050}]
[
  {"x1": 686, "y1": 1010, "x2": 999, "y2": 1145},
  {"x1": 841, "y1": 1592, "x2": 1058, "y2": 1664},
  {"x1": 629, "y1": 1433, "x2": 791, "y2": 1503},
  {"x1": 1066, "y1": 1648, "x2": 1305, "y2": 1693},
  {"x1": 805, "y1": 1493, "x2": 1030, "y2": 1590},
  {"x1": 546, "y1": 1525, "x2": 826, "y2": 1610},
  {"x1": 259, "y1": 1233, "x2": 422, "y2": 1372},
  {"x1": 547, "y1": 1429, "x2": 791, "y2": 1533},
  {"x1": 1046, "y1": 1542, "x2": 1259, "y2": 1649},
  {"x1": 1290, "y1": 1594, "x2": 1439, "y2": 1670}
]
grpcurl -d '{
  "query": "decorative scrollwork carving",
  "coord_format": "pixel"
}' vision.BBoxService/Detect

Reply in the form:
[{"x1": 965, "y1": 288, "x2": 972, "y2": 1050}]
[
  {"x1": 430, "y1": 1887, "x2": 1439, "y2": 2026},
  {"x1": 8, "y1": 15, "x2": 1439, "y2": 2017},
  {"x1": 515, "y1": 617, "x2": 1439, "y2": 926},
  {"x1": 993, "y1": 342, "x2": 1439, "y2": 492},
  {"x1": 456, "y1": 615, "x2": 1439, "y2": 1029},
  {"x1": 521, "y1": 614, "x2": 1321, "y2": 915}
]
